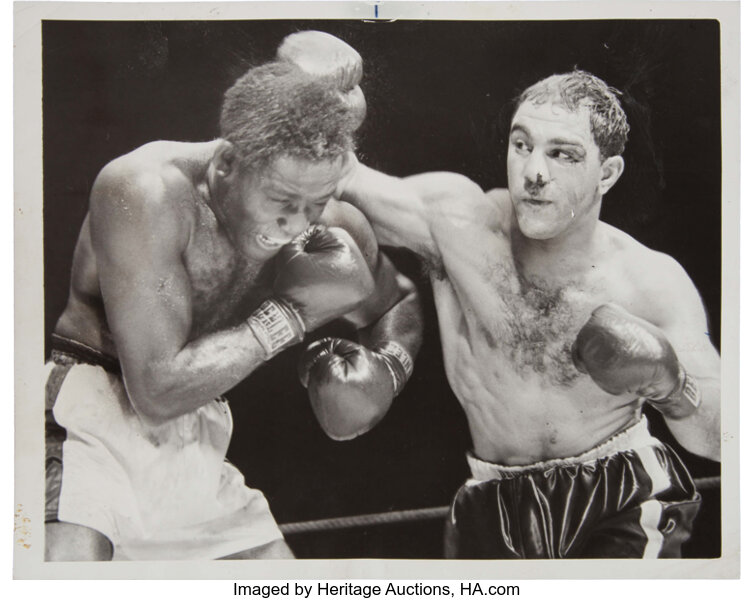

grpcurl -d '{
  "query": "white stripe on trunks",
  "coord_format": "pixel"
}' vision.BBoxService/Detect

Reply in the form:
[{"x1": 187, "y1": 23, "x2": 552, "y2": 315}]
[
  {"x1": 634, "y1": 444, "x2": 671, "y2": 558},
  {"x1": 638, "y1": 499, "x2": 664, "y2": 558}
]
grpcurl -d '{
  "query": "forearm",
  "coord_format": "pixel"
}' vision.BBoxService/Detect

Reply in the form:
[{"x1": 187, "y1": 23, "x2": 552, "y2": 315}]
[
  {"x1": 357, "y1": 279, "x2": 423, "y2": 359},
  {"x1": 659, "y1": 376, "x2": 720, "y2": 461},
  {"x1": 300, "y1": 276, "x2": 423, "y2": 441},
  {"x1": 355, "y1": 273, "x2": 423, "y2": 411},
  {"x1": 125, "y1": 322, "x2": 269, "y2": 423}
]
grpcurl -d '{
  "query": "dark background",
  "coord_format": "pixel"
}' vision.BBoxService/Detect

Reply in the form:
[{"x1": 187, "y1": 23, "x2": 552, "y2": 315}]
[{"x1": 42, "y1": 19, "x2": 721, "y2": 558}]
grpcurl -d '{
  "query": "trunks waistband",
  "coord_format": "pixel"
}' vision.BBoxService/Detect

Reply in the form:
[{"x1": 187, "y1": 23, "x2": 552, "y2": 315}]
[
  {"x1": 466, "y1": 416, "x2": 661, "y2": 480},
  {"x1": 50, "y1": 333, "x2": 121, "y2": 375}
]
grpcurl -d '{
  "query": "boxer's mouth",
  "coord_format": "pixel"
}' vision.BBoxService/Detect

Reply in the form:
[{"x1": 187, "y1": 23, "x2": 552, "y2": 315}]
[
  {"x1": 521, "y1": 197, "x2": 552, "y2": 207},
  {"x1": 257, "y1": 234, "x2": 290, "y2": 250}
]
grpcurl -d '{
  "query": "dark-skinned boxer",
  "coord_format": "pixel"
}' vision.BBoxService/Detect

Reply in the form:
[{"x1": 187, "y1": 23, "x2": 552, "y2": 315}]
[
  {"x1": 44, "y1": 34, "x2": 422, "y2": 561},
  {"x1": 334, "y1": 69, "x2": 720, "y2": 558}
]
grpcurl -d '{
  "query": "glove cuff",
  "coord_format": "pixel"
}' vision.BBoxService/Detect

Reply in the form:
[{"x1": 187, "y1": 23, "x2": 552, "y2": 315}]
[
  {"x1": 650, "y1": 365, "x2": 702, "y2": 419},
  {"x1": 247, "y1": 298, "x2": 306, "y2": 360},
  {"x1": 375, "y1": 341, "x2": 414, "y2": 396}
]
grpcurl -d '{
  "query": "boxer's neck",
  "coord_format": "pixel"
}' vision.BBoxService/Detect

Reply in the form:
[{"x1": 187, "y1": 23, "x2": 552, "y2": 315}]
[{"x1": 512, "y1": 205, "x2": 603, "y2": 285}]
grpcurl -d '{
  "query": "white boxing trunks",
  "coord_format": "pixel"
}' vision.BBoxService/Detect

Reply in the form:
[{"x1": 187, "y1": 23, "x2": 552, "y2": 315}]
[{"x1": 46, "y1": 346, "x2": 283, "y2": 561}]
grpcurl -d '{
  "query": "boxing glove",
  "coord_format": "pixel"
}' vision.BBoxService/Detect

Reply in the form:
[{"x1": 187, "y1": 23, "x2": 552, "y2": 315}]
[
  {"x1": 276, "y1": 30, "x2": 366, "y2": 129},
  {"x1": 572, "y1": 303, "x2": 701, "y2": 418},
  {"x1": 246, "y1": 226, "x2": 375, "y2": 359},
  {"x1": 299, "y1": 337, "x2": 414, "y2": 440}
]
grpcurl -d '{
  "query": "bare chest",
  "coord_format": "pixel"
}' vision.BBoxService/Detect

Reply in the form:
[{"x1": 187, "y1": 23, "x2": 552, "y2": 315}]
[
  {"x1": 496, "y1": 276, "x2": 595, "y2": 386},
  {"x1": 433, "y1": 257, "x2": 608, "y2": 389},
  {"x1": 183, "y1": 221, "x2": 274, "y2": 337}
]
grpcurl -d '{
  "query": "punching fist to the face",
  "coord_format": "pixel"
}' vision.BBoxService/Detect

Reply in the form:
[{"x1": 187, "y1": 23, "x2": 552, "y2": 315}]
[
  {"x1": 299, "y1": 337, "x2": 414, "y2": 440},
  {"x1": 572, "y1": 303, "x2": 701, "y2": 418},
  {"x1": 276, "y1": 30, "x2": 367, "y2": 129}
]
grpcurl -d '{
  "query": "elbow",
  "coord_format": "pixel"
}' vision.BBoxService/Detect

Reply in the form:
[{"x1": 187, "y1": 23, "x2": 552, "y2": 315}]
[
  {"x1": 122, "y1": 368, "x2": 183, "y2": 426},
  {"x1": 126, "y1": 387, "x2": 176, "y2": 427}
]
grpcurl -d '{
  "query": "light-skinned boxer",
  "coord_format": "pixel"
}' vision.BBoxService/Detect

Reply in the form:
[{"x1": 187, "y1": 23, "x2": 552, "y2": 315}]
[
  {"x1": 45, "y1": 36, "x2": 422, "y2": 561},
  {"x1": 336, "y1": 69, "x2": 720, "y2": 558}
]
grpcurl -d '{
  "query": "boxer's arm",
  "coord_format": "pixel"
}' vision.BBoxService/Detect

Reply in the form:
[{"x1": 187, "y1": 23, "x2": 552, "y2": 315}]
[
  {"x1": 89, "y1": 165, "x2": 270, "y2": 424},
  {"x1": 337, "y1": 156, "x2": 484, "y2": 263},
  {"x1": 303, "y1": 202, "x2": 422, "y2": 438},
  {"x1": 641, "y1": 254, "x2": 721, "y2": 461},
  {"x1": 320, "y1": 201, "x2": 422, "y2": 357}
]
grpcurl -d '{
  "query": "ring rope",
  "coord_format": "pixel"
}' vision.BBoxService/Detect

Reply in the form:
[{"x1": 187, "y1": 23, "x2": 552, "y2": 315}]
[
  {"x1": 280, "y1": 475, "x2": 720, "y2": 535},
  {"x1": 693, "y1": 475, "x2": 720, "y2": 491},
  {"x1": 280, "y1": 506, "x2": 448, "y2": 535}
]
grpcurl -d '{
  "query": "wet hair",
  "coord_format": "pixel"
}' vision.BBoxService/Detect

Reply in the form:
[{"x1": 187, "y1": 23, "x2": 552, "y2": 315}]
[
  {"x1": 220, "y1": 61, "x2": 357, "y2": 169},
  {"x1": 515, "y1": 70, "x2": 630, "y2": 159}
]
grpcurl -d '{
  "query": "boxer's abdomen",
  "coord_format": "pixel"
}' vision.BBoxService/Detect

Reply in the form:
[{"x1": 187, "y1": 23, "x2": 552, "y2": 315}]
[{"x1": 432, "y1": 275, "x2": 641, "y2": 465}]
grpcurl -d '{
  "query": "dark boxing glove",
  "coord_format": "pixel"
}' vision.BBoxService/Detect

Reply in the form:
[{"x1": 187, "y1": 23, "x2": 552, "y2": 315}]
[
  {"x1": 246, "y1": 226, "x2": 375, "y2": 359},
  {"x1": 298, "y1": 337, "x2": 414, "y2": 440},
  {"x1": 572, "y1": 303, "x2": 701, "y2": 419}
]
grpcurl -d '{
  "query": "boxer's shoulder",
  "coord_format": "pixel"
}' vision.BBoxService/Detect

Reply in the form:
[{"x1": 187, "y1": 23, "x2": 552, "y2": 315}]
[
  {"x1": 599, "y1": 222, "x2": 696, "y2": 324},
  {"x1": 102, "y1": 140, "x2": 187, "y2": 182},
  {"x1": 93, "y1": 142, "x2": 198, "y2": 214},
  {"x1": 601, "y1": 223, "x2": 686, "y2": 282},
  {"x1": 89, "y1": 143, "x2": 195, "y2": 256},
  {"x1": 485, "y1": 187, "x2": 514, "y2": 233}
]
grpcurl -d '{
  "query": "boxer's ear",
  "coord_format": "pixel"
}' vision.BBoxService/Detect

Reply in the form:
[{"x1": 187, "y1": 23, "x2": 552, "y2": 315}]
[
  {"x1": 598, "y1": 155, "x2": 624, "y2": 196},
  {"x1": 211, "y1": 140, "x2": 237, "y2": 180}
]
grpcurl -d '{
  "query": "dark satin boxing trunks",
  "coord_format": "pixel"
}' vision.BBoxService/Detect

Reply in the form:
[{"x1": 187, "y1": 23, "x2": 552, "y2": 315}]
[{"x1": 445, "y1": 418, "x2": 700, "y2": 559}]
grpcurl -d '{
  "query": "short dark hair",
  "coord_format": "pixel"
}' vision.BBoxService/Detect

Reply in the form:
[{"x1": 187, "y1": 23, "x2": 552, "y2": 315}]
[
  {"x1": 220, "y1": 61, "x2": 357, "y2": 169},
  {"x1": 515, "y1": 70, "x2": 630, "y2": 159}
]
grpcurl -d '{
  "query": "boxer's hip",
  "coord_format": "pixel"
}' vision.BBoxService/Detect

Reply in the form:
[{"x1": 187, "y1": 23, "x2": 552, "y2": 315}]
[
  {"x1": 44, "y1": 335, "x2": 279, "y2": 559},
  {"x1": 446, "y1": 417, "x2": 700, "y2": 558}
]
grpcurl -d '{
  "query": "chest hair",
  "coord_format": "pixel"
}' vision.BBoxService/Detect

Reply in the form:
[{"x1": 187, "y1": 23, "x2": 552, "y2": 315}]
[{"x1": 493, "y1": 265, "x2": 585, "y2": 387}]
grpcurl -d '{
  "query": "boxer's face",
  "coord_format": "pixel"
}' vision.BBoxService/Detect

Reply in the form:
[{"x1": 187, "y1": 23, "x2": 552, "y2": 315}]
[
  {"x1": 223, "y1": 154, "x2": 345, "y2": 260},
  {"x1": 507, "y1": 99, "x2": 605, "y2": 240}
]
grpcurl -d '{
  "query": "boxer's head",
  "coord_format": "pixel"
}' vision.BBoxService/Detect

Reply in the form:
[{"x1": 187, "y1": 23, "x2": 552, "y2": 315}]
[
  {"x1": 219, "y1": 61, "x2": 357, "y2": 170},
  {"x1": 506, "y1": 70, "x2": 628, "y2": 241},
  {"x1": 514, "y1": 70, "x2": 630, "y2": 161},
  {"x1": 209, "y1": 62, "x2": 355, "y2": 259}
]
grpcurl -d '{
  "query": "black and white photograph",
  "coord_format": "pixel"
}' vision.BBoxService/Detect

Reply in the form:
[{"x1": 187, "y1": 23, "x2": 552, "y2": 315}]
[{"x1": 13, "y1": 0, "x2": 740, "y2": 583}]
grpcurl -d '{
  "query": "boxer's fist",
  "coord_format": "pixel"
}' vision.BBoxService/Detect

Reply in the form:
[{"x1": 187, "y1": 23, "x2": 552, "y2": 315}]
[
  {"x1": 572, "y1": 303, "x2": 682, "y2": 400},
  {"x1": 276, "y1": 30, "x2": 366, "y2": 128},
  {"x1": 299, "y1": 338, "x2": 413, "y2": 440},
  {"x1": 274, "y1": 225, "x2": 374, "y2": 332}
]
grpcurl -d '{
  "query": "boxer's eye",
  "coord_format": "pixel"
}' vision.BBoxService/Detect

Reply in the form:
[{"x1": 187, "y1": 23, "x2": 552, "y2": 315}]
[
  {"x1": 511, "y1": 139, "x2": 530, "y2": 154},
  {"x1": 551, "y1": 149, "x2": 578, "y2": 162}
]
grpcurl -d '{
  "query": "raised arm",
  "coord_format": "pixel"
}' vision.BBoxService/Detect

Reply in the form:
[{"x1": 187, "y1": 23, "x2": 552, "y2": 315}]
[
  {"x1": 337, "y1": 154, "x2": 483, "y2": 261},
  {"x1": 298, "y1": 201, "x2": 423, "y2": 440}
]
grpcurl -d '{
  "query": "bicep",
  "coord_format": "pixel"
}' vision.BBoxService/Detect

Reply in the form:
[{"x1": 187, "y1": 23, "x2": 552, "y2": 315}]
[
  {"x1": 340, "y1": 164, "x2": 440, "y2": 259},
  {"x1": 646, "y1": 258, "x2": 720, "y2": 379},
  {"x1": 321, "y1": 202, "x2": 406, "y2": 327},
  {"x1": 89, "y1": 175, "x2": 192, "y2": 379}
]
